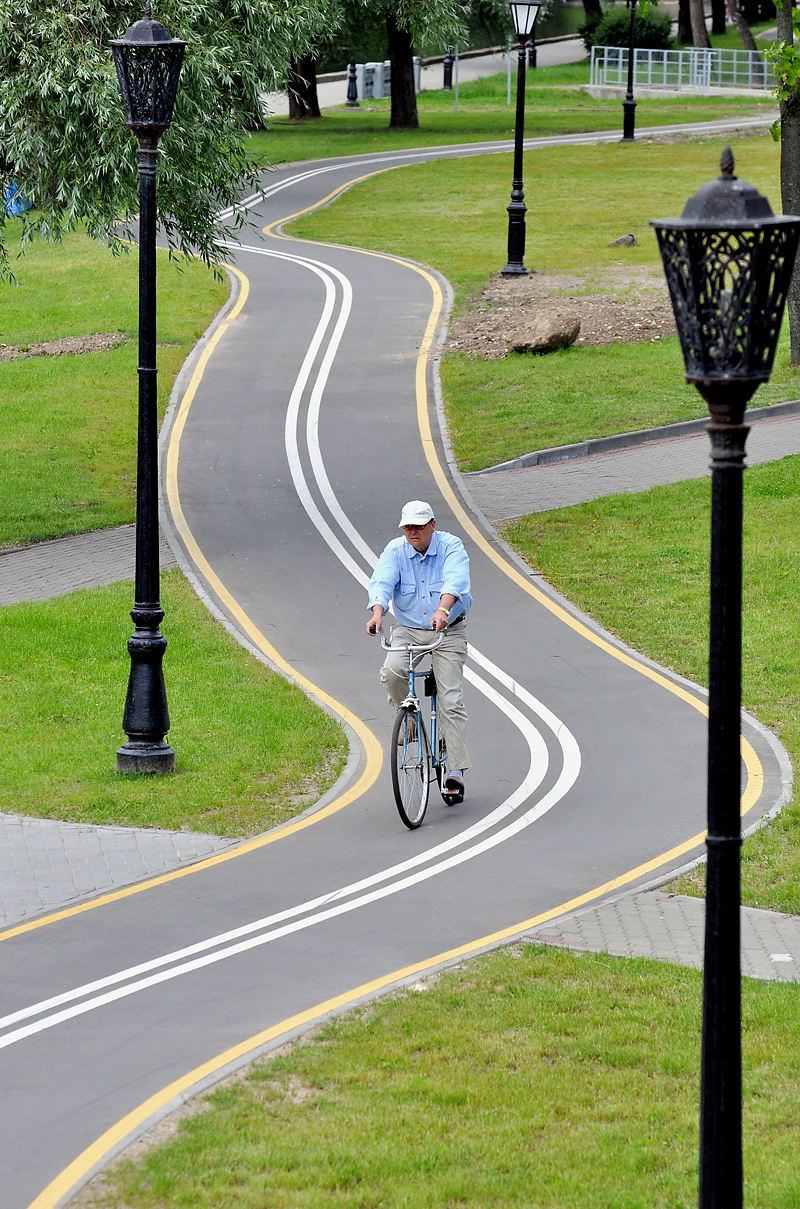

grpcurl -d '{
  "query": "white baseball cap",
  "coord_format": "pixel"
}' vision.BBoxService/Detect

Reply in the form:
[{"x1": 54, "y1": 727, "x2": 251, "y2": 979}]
[{"x1": 399, "y1": 500, "x2": 434, "y2": 528}]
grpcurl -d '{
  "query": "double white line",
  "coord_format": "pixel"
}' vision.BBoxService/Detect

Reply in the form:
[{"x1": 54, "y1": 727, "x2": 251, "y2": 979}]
[{"x1": 0, "y1": 228, "x2": 582, "y2": 1060}]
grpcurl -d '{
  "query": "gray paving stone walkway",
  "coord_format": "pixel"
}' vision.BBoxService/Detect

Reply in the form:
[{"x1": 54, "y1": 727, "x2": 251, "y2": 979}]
[
  {"x1": 2, "y1": 423, "x2": 799, "y2": 982},
  {"x1": 0, "y1": 814, "x2": 236, "y2": 926},
  {"x1": 526, "y1": 891, "x2": 800, "y2": 983},
  {"x1": 0, "y1": 523, "x2": 177, "y2": 606},
  {"x1": 467, "y1": 410, "x2": 800, "y2": 521}
]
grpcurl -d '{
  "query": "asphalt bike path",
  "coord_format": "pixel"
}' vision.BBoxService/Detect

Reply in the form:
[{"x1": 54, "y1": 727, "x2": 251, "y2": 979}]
[{"x1": 0, "y1": 120, "x2": 787, "y2": 1209}]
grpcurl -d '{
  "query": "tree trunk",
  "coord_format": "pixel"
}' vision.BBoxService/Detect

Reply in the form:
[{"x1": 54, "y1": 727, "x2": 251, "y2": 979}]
[
  {"x1": 678, "y1": 0, "x2": 694, "y2": 43},
  {"x1": 581, "y1": 0, "x2": 603, "y2": 18},
  {"x1": 386, "y1": 10, "x2": 419, "y2": 129},
  {"x1": 728, "y1": 0, "x2": 758, "y2": 50},
  {"x1": 690, "y1": 0, "x2": 712, "y2": 46},
  {"x1": 778, "y1": 0, "x2": 800, "y2": 362},
  {"x1": 287, "y1": 54, "x2": 321, "y2": 120},
  {"x1": 711, "y1": 0, "x2": 727, "y2": 35}
]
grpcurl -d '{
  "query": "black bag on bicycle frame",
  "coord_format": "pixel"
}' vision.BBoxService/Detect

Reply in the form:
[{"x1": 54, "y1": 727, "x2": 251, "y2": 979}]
[{"x1": 423, "y1": 669, "x2": 437, "y2": 697}]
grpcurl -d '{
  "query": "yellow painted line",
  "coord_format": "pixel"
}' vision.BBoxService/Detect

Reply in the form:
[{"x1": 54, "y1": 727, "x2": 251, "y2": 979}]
[
  {"x1": 262, "y1": 170, "x2": 385, "y2": 238},
  {"x1": 27, "y1": 824, "x2": 710, "y2": 1209},
  {"x1": 25, "y1": 173, "x2": 771, "y2": 1207},
  {"x1": 0, "y1": 265, "x2": 383, "y2": 948},
  {"x1": 267, "y1": 164, "x2": 766, "y2": 819}
]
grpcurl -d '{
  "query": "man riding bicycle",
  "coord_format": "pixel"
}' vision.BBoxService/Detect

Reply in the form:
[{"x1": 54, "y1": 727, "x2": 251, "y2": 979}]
[{"x1": 366, "y1": 500, "x2": 472, "y2": 803}]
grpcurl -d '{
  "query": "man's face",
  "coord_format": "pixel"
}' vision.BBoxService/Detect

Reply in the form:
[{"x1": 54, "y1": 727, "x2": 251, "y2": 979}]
[{"x1": 402, "y1": 519, "x2": 435, "y2": 554}]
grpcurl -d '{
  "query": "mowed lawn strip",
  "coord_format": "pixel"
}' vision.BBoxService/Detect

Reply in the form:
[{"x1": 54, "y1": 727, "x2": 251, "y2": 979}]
[
  {"x1": 0, "y1": 570, "x2": 346, "y2": 835},
  {"x1": 0, "y1": 228, "x2": 228, "y2": 547},
  {"x1": 504, "y1": 455, "x2": 800, "y2": 915},
  {"x1": 250, "y1": 60, "x2": 774, "y2": 166},
  {"x1": 79, "y1": 946, "x2": 800, "y2": 1209},
  {"x1": 289, "y1": 136, "x2": 800, "y2": 466}
]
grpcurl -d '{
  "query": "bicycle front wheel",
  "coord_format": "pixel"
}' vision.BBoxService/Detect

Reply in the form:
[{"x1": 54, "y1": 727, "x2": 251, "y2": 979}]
[{"x1": 391, "y1": 707, "x2": 431, "y2": 829}]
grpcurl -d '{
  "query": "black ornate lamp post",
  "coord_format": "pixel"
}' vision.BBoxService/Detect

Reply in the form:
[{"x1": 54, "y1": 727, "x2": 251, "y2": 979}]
[
  {"x1": 346, "y1": 60, "x2": 359, "y2": 108},
  {"x1": 621, "y1": 0, "x2": 637, "y2": 142},
  {"x1": 501, "y1": 0, "x2": 541, "y2": 276},
  {"x1": 652, "y1": 148, "x2": 800, "y2": 1209},
  {"x1": 111, "y1": 4, "x2": 186, "y2": 775},
  {"x1": 443, "y1": 48, "x2": 454, "y2": 90}
]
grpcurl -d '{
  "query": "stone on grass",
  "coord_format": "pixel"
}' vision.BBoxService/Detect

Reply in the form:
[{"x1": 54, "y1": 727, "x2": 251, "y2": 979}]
[
  {"x1": 609, "y1": 233, "x2": 637, "y2": 247},
  {"x1": 510, "y1": 312, "x2": 581, "y2": 355}
]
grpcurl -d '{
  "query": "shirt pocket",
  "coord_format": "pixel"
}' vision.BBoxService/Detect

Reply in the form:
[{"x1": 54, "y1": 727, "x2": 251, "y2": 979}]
[{"x1": 397, "y1": 579, "x2": 416, "y2": 601}]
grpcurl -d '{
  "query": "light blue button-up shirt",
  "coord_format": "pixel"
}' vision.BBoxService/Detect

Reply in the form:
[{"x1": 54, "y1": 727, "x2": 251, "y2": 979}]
[{"x1": 367, "y1": 530, "x2": 472, "y2": 629}]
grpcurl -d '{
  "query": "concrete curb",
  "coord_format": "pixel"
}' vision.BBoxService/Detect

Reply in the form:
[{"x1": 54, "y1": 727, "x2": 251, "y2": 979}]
[{"x1": 468, "y1": 397, "x2": 800, "y2": 476}]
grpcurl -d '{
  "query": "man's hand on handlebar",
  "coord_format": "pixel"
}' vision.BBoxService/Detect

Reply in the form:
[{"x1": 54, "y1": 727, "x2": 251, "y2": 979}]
[
  {"x1": 430, "y1": 609, "x2": 448, "y2": 633},
  {"x1": 366, "y1": 605, "x2": 384, "y2": 636}
]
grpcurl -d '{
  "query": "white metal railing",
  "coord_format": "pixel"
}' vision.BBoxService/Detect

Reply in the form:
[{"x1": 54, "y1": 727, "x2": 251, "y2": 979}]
[{"x1": 590, "y1": 45, "x2": 776, "y2": 93}]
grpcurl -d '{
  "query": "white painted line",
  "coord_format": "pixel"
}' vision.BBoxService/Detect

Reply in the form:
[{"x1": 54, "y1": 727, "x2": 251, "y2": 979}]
[{"x1": 770, "y1": 953, "x2": 793, "y2": 962}]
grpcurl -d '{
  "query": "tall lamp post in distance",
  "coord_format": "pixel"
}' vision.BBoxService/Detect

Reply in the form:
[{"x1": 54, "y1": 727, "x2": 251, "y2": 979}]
[
  {"x1": 111, "y1": 4, "x2": 186, "y2": 775},
  {"x1": 621, "y1": 0, "x2": 637, "y2": 141},
  {"x1": 652, "y1": 148, "x2": 800, "y2": 1209},
  {"x1": 501, "y1": 0, "x2": 541, "y2": 276}
]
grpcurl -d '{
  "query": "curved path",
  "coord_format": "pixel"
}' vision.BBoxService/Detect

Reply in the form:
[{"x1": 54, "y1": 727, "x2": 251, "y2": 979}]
[{"x1": 0, "y1": 122, "x2": 787, "y2": 1209}]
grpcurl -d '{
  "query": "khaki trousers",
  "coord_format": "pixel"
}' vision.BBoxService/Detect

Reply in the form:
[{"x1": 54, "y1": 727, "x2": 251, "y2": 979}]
[{"x1": 380, "y1": 623, "x2": 470, "y2": 772}]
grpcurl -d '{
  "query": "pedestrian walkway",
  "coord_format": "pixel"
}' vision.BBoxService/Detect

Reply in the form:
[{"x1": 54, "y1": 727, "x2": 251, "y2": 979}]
[
  {"x1": 0, "y1": 816, "x2": 236, "y2": 926},
  {"x1": 525, "y1": 891, "x2": 800, "y2": 983},
  {"x1": 467, "y1": 406, "x2": 800, "y2": 521},
  {"x1": 3, "y1": 355, "x2": 800, "y2": 981},
  {"x1": 264, "y1": 37, "x2": 587, "y2": 116},
  {"x1": 0, "y1": 523, "x2": 177, "y2": 606}
]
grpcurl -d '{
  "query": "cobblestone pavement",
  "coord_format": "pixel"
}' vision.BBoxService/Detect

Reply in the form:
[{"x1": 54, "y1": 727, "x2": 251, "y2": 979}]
[
  {"x1": 0, "y1": 523, "x2": 177, "y2": 606},
  {"x1": 467, "y1": 411, "x2": 800, "y2": 522},
  {"x1": 0, "y1": 815, "x2": 236, "y2": 927},
  {"x1": 3, "y1": 434, "x2": 799, "y2": 979},
  {"x1": 526, "y1": 891, "x2": 800, "y2": 983}
]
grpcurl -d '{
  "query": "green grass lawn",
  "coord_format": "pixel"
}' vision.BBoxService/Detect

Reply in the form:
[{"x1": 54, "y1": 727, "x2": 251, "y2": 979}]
[
  {"x1": 0, "y1": 228, "x2": 228, "y2": 547},
  {"x1": 79, "y1": 945, "x2": 800, "y2": 1209},
  {"x1": 290, "y1": 135, "x2": 800, "y2": 464},
  {"x1": 0, "y1": 570, "x2": 346, "y2": 835},
  {"x1": 250, "y1": 60, "x2": 774, "y2": 167},
  {"x1": 504, "y1": 456, "x2": 800, "y2": 915}
]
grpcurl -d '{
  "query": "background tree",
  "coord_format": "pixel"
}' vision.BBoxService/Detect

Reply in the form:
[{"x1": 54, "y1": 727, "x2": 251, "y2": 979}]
[
  {"x1": 769, "y1": 0, "x2": 800, "y2": 360},
  {"x1": 678, "y1": 0, "x2": 693, "y2": 43},
  {"x1": 689, "y1": 0, "x2": 711, "y2": 47},
  {"x1": 0, "y1": 0, "x2": 329, "y2": 275},
  {"x1": 287, "y1": 53, "x2": 323, "y2": 119},
  {"x1": 728, "y1": 0, "x2": 759, "y2": 51}
]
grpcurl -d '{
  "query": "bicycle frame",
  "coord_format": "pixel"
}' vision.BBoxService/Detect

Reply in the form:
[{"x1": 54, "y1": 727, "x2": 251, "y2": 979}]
[{"x1": 381, "y1": 631, "x2": 445, "y2": 772}]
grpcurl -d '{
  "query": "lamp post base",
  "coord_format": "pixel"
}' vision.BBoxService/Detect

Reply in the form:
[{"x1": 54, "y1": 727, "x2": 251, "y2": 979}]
[
  {"x1": 500, "y1": 261, "x2": 528, "y2": 276},
  {"x1": 117, "y1": 741, "x2": 176, "y2": 775},
  {"x1": 621, "y1": 99, "x2": 636, "y2": 142}
]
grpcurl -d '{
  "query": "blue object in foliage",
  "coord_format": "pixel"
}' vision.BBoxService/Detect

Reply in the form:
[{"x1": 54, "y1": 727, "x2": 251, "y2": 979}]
[{"x1": 4, "y1": 183, "x2": 31, "y2": 215}]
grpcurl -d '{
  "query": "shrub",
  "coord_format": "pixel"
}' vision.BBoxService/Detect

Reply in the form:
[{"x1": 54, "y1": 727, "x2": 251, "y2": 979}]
[{"x1": 580, "y1": 5, "x2": 674, "y2": 51}]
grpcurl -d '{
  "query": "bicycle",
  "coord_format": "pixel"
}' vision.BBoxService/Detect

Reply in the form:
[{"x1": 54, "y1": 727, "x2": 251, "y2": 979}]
[{"x1": 380, "y1": 631, "x2": 453, "y2": 829}]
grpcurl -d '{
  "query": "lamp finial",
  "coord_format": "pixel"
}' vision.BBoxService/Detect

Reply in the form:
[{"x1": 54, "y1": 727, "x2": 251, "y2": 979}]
[
  {"x1": 143, "y1": 2, "x2": 152, "y2": 18},
  {"x1": 720, "y1": 146, "x2": 736, "y2": 180}
]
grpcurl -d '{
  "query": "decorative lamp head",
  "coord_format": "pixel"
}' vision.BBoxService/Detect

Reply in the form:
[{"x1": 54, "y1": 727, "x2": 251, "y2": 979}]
[
  {"x1": 111, "y1": 3, "x2": 187, "y2": 136},
  {"x1": 650, "y1": 147, "x2": 800, "y2": 415},
  {"x1": 508, "y1": 0, "x2": 542, "y2": 39}
]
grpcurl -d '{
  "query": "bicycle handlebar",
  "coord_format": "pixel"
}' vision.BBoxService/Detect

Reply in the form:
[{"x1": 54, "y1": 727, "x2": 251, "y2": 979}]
[{"x1": 380, "y1": 631, "x2": 445, "y2": 653}]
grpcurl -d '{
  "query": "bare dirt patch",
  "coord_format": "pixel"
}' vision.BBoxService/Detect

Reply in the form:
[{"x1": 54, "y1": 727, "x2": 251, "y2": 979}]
[
  {"x1": 445, "y1": 265, "x2": 676, "y2": 360},
  {"x1": 0, "y1": 332, "x2": 126, "y2": 363}
]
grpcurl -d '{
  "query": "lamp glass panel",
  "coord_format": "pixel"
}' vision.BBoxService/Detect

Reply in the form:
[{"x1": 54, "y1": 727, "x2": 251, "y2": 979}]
[
  {"x1": 509, "y1": 1, "x2": 540, "y2": 36},
  {"x1": 654, "y1": 223, "x2": 799, "y2": 382},
  {"x1": 113, "y1": 42, "x2": 185, "y2": 129}
]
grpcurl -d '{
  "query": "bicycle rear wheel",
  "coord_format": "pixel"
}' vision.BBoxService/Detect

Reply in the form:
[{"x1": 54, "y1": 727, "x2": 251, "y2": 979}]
[{"x1": 391, "y1": 707, "x2": 431, "y2": 829}]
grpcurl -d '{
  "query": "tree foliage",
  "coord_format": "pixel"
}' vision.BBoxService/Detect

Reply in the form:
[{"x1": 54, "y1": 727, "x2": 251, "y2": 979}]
[
  {"x1": 0, "y1": 0, "x2": 332, "y2": 275},
  {"x1": 580, "y1": 4, "x2": 673, "y2": 51}
]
